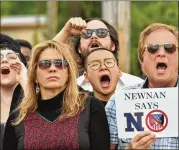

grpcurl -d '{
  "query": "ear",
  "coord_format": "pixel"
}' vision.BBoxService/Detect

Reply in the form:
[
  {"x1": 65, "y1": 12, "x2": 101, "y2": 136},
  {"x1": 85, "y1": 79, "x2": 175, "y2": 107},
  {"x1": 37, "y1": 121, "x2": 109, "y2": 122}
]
[
  {"x1": 35, "y1": 78, "x2": 38, "y2": 84},
  {"x1": 118, "y1": 68, "x2": 122, "y2": 77},
  {"x1": 141, "y1": 61, "x2": 146, "y2": 75},
  {"x1": 84, "y1": 71, "x2": 89, "y2": 82},
  {"x1": 111, "y1": 42, "x2": 115, "y2": 51},
  {"x1": 78, "y1": 47, "x2": 82, "y2": 54}
]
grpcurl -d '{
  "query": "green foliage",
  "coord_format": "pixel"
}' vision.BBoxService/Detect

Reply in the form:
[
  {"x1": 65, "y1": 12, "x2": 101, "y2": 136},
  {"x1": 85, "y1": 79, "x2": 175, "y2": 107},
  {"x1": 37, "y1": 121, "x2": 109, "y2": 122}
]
[
  {"x1": 131, "y1": 1, "x2": 178, "y2": 76},
  {"x1": 1, "y1": 1, "x2": 46, "y2": 15},
  {"x1": 57, "y1": 1, "x2": 101, "y2": 31},
  {"x1": 1, "y1": 1, "x2": 177, "y2": 77}
]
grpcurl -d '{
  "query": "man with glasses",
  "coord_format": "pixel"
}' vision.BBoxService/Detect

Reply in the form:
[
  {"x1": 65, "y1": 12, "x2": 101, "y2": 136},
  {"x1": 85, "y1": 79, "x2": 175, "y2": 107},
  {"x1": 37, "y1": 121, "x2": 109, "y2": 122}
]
[
  {"x1": 84, "y1": 48, "x2": 121, "y2": 106},
  {"x1": 53, "y1": 17, "x2": 143, "y2": 92},
  {"x1": 105, "y1": 23, "x2": 178, "y2": 149}
]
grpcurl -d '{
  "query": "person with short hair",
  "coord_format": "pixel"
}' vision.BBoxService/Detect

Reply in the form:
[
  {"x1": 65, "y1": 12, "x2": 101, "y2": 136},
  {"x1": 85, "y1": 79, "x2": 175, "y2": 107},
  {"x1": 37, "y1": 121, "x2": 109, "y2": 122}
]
[
  {"x1": 53, "y1": 17, "x2": 144, "y2": 92},
  {"x1": 83, "y1": 48, "x2": 121, "y2": 106},
  {"x1": 105, "y1": 23, "x2": 178, "y2": 150}
]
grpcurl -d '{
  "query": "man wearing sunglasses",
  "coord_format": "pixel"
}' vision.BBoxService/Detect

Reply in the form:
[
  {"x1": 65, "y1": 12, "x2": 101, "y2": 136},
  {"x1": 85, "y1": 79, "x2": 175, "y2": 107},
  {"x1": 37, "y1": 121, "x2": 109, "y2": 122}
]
[
  {"x1": 105, "y1": 23, "x2": 178, "y2": 150},
  {"x1": 53, "y1": 17, "x2": 143, "y2": 92}
]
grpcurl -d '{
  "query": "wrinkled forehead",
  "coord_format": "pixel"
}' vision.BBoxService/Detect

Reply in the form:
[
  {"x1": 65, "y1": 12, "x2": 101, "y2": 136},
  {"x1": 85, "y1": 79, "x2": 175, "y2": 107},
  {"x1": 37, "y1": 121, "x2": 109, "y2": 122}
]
[
  {"x1": 145, "y1": 29, "x2": 178, "y2": 45},
  {"x1": 86, "y1": 20, "x2": 108, "y2": 29},
  {"x1": 87, "y1": 50, "x2": 115, "y2": 62}
]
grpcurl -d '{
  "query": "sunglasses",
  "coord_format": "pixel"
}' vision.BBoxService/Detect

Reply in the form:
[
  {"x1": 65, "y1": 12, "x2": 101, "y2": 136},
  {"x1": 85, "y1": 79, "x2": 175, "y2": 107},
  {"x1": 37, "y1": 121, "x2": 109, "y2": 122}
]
[
  {"x1": 38, "y1": 59, "x2": 68, "y2": 70},
  {"x1": 81, "y1": 28, "x2": 109, "y2": 39},
  {"x1": 146, "y1": 44, "x2": 178, "y2": 54}
]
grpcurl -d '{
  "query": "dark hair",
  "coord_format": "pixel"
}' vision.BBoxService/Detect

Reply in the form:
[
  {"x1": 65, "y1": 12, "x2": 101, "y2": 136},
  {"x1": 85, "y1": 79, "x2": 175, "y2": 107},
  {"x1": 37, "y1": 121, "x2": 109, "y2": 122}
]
[
  {"x1": 16, "y1": 39, "x2": 32, "y2": 50},
  {"x1": 71, "y1": 17, "x2": 119, "y2": 59},
  {"x1": 0, "y1": 33, "x2": 27, "y2": 66},
  {"x1": 84, "y1": 47, "x2": 119, "y2": 70}
]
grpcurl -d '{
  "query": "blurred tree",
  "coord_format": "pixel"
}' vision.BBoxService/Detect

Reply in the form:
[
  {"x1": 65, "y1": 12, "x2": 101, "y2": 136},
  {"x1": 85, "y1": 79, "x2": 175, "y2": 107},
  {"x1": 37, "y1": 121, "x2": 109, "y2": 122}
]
[
  {"x1": 131, "y1": 1, "x2": 178, "y2": 76},
  {"x1": 1, "y1": 1, "x2": 177, "y2": 76},
  {"x1": 1, "y1": 1, "x2": 46, "y2": 16}
]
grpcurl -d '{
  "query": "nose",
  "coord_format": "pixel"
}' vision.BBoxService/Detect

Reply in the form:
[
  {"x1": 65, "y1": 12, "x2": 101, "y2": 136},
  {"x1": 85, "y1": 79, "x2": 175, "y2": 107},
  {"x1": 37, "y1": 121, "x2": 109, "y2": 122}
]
[
  {"x1": 157, "y1": 45, "x2": 166, "y2": 58},
  {"x1": 91, "y1": 31, "x2": 98, "y2": 39},
  {"x1": 1, "y1": 56, "x2": 8, "y2": 63},
  {"x1": 49, "y1": 63, "x2": 57, "y2": 72},
  {"x1": 99, "y1": 62, "x2": 107, "y2": 71}
]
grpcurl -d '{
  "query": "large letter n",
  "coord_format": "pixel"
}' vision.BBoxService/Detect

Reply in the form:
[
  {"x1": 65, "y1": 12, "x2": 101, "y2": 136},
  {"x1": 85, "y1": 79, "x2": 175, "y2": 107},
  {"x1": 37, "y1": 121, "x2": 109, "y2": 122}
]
[{"x1": 124, "y1": 112, "x2": 144, "y2": 132}]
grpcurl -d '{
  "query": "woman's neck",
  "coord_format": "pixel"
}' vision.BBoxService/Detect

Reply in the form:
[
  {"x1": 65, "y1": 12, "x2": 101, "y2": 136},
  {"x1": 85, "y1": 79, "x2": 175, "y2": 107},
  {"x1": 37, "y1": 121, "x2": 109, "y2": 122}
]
[
  {"x1": 1, "y1": 85, "x2": 17, "y2": 105},
  {"x1": 40, "y1": 87, "x2": 66, "y2": 100}
]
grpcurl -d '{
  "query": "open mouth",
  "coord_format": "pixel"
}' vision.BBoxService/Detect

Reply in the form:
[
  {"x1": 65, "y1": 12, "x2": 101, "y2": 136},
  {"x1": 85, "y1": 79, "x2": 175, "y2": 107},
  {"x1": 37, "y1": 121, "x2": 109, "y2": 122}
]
[
  {"x1": 100, "y1": 75, "x2": 110, "y2": 87},
  {"x1": 156, "y1": 63, "x2": 167, "y2": 71},
  {"x1": 89, "y1": 42, "x2": 101, "y2": 49},
  {"x1": 1, "y1": 67, "x2": 10, "y2": 75},
  {"x1": 90, "y1": 43, "x2": 100, "y2": 48}
]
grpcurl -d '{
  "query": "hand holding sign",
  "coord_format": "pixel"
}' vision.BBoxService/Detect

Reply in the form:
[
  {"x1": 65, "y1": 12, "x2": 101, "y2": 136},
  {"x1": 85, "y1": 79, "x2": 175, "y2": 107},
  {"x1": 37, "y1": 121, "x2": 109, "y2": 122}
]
[{"x1": 126, "y1": 131, "x2": 156, "y2": 149}]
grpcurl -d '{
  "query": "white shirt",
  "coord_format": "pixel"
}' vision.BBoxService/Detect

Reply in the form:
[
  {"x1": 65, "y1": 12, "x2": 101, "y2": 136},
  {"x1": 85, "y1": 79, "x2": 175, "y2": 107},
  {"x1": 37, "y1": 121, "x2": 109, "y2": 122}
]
[{"x1": 77, "y1": 72, "x2": 144, "y2": 92}]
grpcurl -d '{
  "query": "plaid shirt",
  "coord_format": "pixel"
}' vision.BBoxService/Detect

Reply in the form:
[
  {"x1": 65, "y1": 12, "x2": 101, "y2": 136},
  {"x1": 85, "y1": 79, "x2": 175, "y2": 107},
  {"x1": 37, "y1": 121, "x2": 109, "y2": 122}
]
[{"x1": 105, "y1": 78, "x2": 179, "y2": 149}]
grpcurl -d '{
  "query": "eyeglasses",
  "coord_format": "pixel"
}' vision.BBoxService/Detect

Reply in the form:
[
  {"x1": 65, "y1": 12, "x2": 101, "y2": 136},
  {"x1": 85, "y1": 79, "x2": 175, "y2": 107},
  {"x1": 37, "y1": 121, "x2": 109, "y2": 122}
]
[
  {"x1": 146, "y1": 44, "x2": 178, "y2": 54},
  {"x1": 81, "y1": 28, "x2": 109, "y2": 39},
  {"x1": 38, "y1": 59, "x2": 69, "y2": 70},
  {"x1": 1, "y1": 52, "x2": 20, "y2": 61},
  {"x1": 88, "y1": 58, "x2": 115, "y2": 70}
]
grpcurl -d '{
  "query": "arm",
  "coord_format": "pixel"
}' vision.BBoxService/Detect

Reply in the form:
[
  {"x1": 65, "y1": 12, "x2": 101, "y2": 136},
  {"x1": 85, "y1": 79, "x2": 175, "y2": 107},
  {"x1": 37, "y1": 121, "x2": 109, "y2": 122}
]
[
  {"x1": 53, "y1": 17, "x2": 86, "y2": 43},
  {"x1": 89, "y1": 98, "x2": 110, "y2": 150},
  {"x1": 105, "y1": 95, "x2": 119, "y2": 149}
]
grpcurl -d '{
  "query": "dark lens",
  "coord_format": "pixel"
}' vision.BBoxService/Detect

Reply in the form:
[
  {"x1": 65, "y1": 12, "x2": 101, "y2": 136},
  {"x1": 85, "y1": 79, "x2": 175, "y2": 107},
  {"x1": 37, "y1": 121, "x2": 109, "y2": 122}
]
[
  {"x1": 96, "y1": 28, "x2": 108, "y2": 38},
  {"x1": 81, "y1": 29, "x2": 92, "y2": 39},
  {"x1": 54, "y1": 59, "x2": 68, "y2": 69},
  {"x1": 39, "y1": 60, "x2": 51, "y2": 69},
  {"x1": 147, "y1": 44, "x2": 159, "y2": 53},
  {"x1": 164, "y1": 44, "x2": 176, "y2": 53}
]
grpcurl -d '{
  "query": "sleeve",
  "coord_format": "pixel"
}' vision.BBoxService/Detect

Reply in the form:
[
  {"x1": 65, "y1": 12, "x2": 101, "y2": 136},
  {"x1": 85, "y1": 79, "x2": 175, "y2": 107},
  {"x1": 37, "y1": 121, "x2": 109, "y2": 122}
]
[
  {"x1": 105, "y1": 94, "x2": 119, "y2": 145},
  {"x1": 89, "y1": 97, "x2": 110, "y2": 150},
  {"x1": 3, "y1": 114, "x2": 18, "y2": 150}
]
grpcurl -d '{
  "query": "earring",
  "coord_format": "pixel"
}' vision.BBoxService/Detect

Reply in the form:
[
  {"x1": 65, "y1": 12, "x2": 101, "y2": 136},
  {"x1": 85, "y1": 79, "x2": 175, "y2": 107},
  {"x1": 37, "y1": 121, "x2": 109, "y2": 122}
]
[{"x1": 36, "y1": 83, "x2": 40, "y2": 94}]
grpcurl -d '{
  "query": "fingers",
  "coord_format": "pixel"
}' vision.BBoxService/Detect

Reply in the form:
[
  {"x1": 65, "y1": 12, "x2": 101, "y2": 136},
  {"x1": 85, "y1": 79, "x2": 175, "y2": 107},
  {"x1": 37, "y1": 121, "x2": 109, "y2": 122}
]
[
  {"x1": 68, "y1": 17, "x2": 86, "y2": 32},
  {"x1": 10, "y1": 62, "x2": 22, "y2": 74},
  {"x1": 129, "y1": 131, "x2": 156, "y2": 149},
  {"x1": 137, "y1": 133, "x2": 156, "y2": 147},
  {"x1": 140, "y1": 137, "x2": 156, "y2": 149},
  {"x1": 132, "y1": 131, "x2": 152, "y2": 142}
]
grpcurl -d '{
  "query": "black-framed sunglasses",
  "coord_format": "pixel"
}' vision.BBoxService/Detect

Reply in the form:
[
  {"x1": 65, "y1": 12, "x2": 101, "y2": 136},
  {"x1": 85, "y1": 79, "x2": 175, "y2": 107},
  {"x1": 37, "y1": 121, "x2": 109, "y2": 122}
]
[
  {"x1": 38, "y1": 59, "x2": 69, "y2": 70},
  {"x1": 1, "y1": 52, "x2": 20, "y2": 61},
  {"x1": 81, "y1": 28, "x2": 109, "y2": 39},
  {"x1": 146, "y1": 44, "x2": 178, "y2": 54},
  {"x1": 88, "y1": 58, "x2": 115, "y2": 71}
]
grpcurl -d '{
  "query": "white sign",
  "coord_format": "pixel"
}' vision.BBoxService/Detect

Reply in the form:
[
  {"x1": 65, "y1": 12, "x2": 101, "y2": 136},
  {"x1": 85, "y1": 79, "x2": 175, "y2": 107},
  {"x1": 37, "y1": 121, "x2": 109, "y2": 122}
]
[{"x1": 115, "y1": 87, "x2": 178, "y2": 138}]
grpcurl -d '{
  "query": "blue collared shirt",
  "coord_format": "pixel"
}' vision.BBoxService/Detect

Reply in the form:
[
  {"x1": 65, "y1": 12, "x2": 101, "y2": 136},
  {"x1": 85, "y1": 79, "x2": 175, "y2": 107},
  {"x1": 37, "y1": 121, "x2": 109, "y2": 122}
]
[{"x1": 105, "y1": 78, "x2": 179, "y2": 149}]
